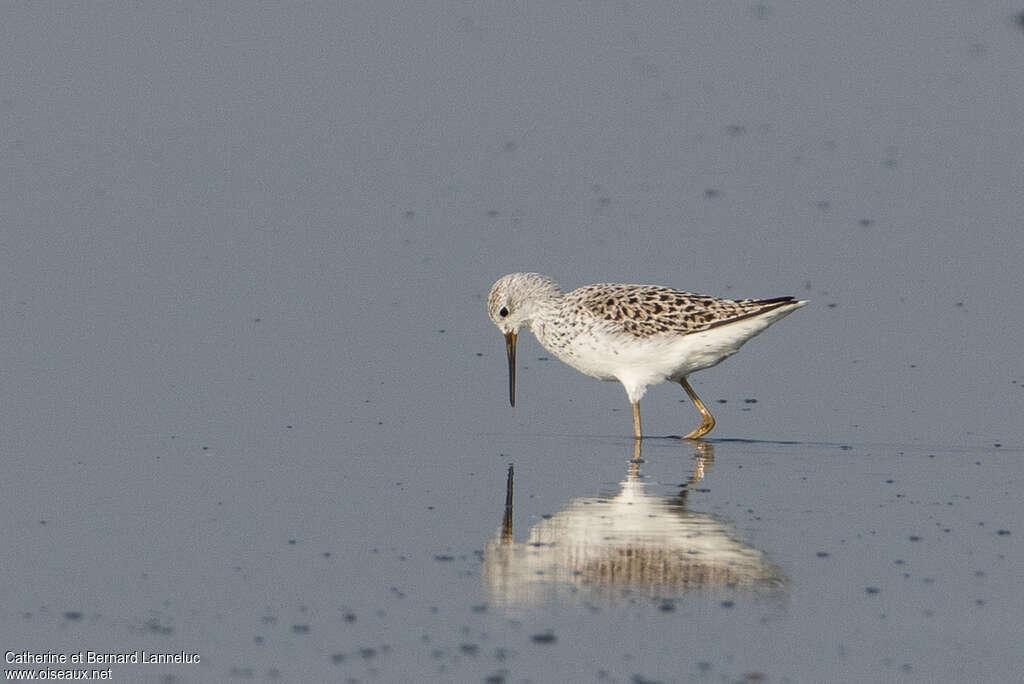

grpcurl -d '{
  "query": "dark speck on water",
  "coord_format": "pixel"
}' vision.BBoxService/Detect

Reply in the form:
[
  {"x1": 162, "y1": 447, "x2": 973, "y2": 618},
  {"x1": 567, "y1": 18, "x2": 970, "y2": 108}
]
[
  {"x1": 144, "y1": 618, "x2": 173, "y2": 635},
  {"x1": 530, "y1": 631, "x2": 557, "y2": 644}
]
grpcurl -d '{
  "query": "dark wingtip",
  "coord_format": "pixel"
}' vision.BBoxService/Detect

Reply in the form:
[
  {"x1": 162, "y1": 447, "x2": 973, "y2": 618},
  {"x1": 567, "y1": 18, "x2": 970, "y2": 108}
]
[
  {"x1": 754, "y1": 296, "x2": 797, "y2": 305},
  {"x1": 705, "y1": 296, "x2": 805, "y2": 330}
]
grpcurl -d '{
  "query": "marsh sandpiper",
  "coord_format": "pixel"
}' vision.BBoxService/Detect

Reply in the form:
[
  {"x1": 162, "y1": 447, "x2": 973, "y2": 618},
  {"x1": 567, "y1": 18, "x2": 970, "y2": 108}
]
[{"x1": 487, "y1": 273, "x2": 806, "y2": 439}]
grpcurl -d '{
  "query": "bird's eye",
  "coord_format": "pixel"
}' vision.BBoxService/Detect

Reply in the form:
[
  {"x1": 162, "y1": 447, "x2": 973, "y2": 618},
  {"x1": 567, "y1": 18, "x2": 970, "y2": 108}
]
[{"x1": 499, "y1": 306, "x2": 509, "y2": 318}]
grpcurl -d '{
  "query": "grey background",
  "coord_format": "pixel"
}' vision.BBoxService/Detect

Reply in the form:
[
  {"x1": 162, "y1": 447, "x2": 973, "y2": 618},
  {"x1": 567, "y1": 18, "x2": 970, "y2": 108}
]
[{"x1": 2, "y1": 3, "x2": 1022, "y2": 683}]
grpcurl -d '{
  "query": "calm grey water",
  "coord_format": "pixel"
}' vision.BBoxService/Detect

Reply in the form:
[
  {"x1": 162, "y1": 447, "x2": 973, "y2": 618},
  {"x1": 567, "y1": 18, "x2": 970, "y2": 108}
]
[{"x1": 2, "y1": 3, "x2": 1022, "y2": 683}]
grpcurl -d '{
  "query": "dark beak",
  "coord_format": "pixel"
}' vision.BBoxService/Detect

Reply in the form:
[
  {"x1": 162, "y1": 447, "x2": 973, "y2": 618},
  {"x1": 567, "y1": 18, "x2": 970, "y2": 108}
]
[{"x1": 504, "y1": 331, "x2": 517, "y2": 407}]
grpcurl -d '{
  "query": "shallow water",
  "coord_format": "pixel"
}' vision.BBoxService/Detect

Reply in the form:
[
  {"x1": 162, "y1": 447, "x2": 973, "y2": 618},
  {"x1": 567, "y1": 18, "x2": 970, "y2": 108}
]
[
  {"x1": 12, "y1": 435, "x2": 1019, "y2": 682},
  {"x1": 3, "y1": 3, "x2": 1024, "y2": 683}
]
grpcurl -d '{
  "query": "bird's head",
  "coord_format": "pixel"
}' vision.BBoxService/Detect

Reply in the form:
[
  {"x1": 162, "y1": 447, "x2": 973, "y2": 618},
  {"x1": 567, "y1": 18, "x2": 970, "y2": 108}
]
[{"x1": 486, "y1": 273, "x2": 561, "y2": 407}]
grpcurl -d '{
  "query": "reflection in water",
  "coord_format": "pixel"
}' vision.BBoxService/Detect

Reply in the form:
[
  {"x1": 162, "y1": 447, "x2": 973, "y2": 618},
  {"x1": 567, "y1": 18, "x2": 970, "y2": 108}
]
[{"x1": 484, "y1": 441, "x2": 786, "y2": 605}]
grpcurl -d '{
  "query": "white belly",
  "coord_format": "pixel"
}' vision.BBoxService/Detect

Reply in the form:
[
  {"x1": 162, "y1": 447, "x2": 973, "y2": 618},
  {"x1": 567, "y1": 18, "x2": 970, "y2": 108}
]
[{"x1": 534, "y1": 302, "x2": 804, "y2": 403}]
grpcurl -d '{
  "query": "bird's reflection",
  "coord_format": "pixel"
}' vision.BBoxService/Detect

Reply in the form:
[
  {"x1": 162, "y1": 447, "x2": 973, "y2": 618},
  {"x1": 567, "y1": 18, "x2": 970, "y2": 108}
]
[{"x1": 483, "y1": 440, "x2": 786, "y2": 605}]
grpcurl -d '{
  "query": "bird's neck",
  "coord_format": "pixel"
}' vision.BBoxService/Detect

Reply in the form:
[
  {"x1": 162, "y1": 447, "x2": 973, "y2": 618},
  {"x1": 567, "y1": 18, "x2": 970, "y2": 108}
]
[{"x1": 526, "y1": 294, "x2": 567, "y2": 352}]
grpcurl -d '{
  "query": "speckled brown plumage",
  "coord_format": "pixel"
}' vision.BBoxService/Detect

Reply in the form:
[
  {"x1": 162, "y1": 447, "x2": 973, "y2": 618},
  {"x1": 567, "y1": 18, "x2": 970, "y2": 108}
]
[{"x1": 567, "y1": 284, "x2": 798, "y2": 338}]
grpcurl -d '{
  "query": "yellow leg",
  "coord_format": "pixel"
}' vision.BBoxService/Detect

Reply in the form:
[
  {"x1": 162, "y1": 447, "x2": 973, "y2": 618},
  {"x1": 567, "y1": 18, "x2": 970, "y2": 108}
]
[
  {"x1": 679, "y1": 377, "x2": 715, "y2": 439},
  {"x1": 631, "y1": 401, "x2": 642, "y2": 440}
]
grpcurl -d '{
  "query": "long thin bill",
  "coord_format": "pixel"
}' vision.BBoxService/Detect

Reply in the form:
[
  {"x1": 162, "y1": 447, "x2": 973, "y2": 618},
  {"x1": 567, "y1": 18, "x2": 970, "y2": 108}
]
[{"x1": 504, "y1": 331, "x2": 517, "y2": 407}]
